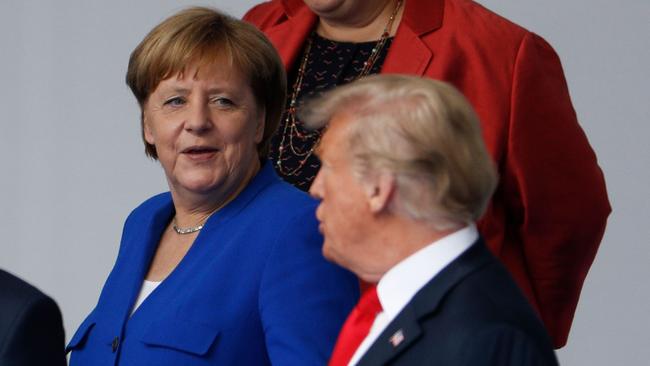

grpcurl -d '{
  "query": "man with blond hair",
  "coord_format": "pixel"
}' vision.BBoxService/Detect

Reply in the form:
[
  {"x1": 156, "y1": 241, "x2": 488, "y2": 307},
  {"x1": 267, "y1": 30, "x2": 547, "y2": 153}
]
[{"x1": 304, "y1": 75, "x2": 558, "y2": 366}]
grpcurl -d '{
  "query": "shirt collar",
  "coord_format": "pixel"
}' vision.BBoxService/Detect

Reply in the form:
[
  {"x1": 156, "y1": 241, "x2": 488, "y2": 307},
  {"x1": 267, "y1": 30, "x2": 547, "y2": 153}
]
[{"x1": 376, "y1": 224, "x2": 478, "y2": 317}]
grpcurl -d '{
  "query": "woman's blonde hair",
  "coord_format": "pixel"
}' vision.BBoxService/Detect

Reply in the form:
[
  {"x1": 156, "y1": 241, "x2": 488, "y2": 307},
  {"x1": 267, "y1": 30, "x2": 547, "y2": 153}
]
[{"x1": 126, "y1": 7, "x2": 286, "y2": 159}]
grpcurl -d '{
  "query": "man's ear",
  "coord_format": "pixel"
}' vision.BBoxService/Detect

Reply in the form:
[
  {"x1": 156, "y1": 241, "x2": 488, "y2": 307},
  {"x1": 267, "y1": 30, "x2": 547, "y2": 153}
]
[{"x1": 367, "y1": 172, "x2": 396, "y2": 214}]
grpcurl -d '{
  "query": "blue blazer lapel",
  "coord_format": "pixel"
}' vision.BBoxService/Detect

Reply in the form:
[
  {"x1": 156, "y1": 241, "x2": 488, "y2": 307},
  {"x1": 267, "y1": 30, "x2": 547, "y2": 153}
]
[
  {"x1": 358, "y1": 239, "x2": 492, "y2": 366},
  {"x1": 114, "y1": 196, "x2": 174, "y2": 323},
  {"x1": 108, "y1": 164, "x2": 279, "y2": 325}
]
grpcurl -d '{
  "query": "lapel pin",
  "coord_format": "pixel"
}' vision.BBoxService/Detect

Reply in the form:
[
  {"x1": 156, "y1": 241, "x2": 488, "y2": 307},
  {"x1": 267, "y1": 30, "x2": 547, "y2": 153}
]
[{"x1": 389, "y1": 329, "x2": 405, "y2": 348}]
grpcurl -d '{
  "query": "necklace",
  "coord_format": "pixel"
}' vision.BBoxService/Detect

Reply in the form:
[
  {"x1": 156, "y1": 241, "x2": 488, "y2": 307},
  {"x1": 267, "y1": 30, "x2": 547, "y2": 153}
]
[
  {"x1": 275, "y1": 0, "x2": 403, "y2": 177},
  {"x1": 172, "y1": 217, "x2": 204, "y2": 235}
]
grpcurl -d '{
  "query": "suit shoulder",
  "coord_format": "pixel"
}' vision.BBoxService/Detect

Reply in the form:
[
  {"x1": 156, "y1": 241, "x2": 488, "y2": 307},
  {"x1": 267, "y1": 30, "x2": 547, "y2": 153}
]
[
  {"x1": 0, "y1": 271, "x2": 65, "y2": 365},
  {"x1": 460, "y1": 324, "x2": 559, "y2": 365},
  {"x1": 440, "y1": 260, "x2": 555, "y2": 346},
  {"x1": 450, "y1": 0, "x2": 529, "y2": 38},
  {"x1": 253, "y1": 179, "x2": 318, "y2": 221},
  {"x1": 394, "y1": 257, "x2": 556, "y2": 365},
  {"x1": 450, "y1": 260, "x2": 539, "y2": 321},
  {"x1": 0, "y1": 270, "x2": 52, "y2": 309},
  {"x1": 133, "y1": 191, "x2": 171, "y2": 211},
  {"x1": 0, "y1": 270, "x2": 61, "y2": 338},
  {"x1": 436, "y1": 0, "x2": 539, "y2": 53},
  {"x1": 125, "y1": 192, "x2": 171, "y2": 221},
  {"x1": 243, "y1": 0, "x2": 286, "y2": 29}
]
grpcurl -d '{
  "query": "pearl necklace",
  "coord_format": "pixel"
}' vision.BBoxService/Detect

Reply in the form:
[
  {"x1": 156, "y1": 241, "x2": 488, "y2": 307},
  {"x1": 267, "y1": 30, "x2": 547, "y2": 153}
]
[{"x1": 275, "y1": 0, "x2": 403, "y2": 177}]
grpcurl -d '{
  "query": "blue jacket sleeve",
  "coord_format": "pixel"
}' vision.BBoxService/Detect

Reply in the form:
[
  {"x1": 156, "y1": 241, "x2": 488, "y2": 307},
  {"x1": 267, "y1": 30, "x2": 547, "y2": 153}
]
[{"x1": 258, "y1": 205, "x2": 359, "y2": 365}]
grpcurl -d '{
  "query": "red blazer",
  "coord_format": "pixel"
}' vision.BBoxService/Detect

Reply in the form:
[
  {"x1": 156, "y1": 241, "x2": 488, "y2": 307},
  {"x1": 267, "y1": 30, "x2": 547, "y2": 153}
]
[{"x1": 244, "y1": 0, "x2": 611, "y2": 347}]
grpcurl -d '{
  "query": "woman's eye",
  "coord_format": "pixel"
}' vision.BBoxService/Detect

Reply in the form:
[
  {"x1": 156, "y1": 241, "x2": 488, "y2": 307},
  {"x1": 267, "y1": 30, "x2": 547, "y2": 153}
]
[
  {"x1": 212, "y1": 97, "x2": 234, "y2": 107},
  {"x1": 163, "y1": 97, "x2": 185, "y2": 107}
]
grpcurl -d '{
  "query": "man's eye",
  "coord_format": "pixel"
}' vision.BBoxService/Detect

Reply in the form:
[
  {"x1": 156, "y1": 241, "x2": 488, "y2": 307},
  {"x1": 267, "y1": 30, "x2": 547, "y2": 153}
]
[{"x1": 164, "y1": 97, "x2": 185, "y2": 106}]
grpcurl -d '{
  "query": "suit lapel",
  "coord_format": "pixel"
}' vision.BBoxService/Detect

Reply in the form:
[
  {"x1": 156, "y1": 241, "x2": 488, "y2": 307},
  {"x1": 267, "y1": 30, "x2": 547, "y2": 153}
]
[
  {"x1": 380, "y1": 0, "x2": 444, "y2": 76},
  {"x1": 381, "y1": 26, "x2": 432, "y2": 76},
  {"x1": 357, "y1": 305, "x2": 422, "y2": 366},
  {"x1": 115, "y1": 164, "x2": 280, "y2": 325},
  {"x1": 358, "y1": 239, "x2": 493, "y2": 365},
  {"x1": 118, "y1": 197, "x2": 174, "y2": 322},
  {"x1": 265, "y1": 3, "x2": 317, "y2": 71},
  {"x1": 267, "y1": 0, "x2": 445, "y2": 76}
]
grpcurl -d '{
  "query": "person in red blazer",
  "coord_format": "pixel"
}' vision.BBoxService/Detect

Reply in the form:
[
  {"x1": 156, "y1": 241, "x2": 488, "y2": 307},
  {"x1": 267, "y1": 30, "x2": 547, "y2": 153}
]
[{"x1": 244, "y1": 0, "x2": 610, "y2": 348}]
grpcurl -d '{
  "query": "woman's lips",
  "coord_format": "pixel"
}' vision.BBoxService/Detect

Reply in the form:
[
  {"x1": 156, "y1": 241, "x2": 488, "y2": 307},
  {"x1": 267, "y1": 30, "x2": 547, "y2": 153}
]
[{"x1": 182, "y1": 146, "x2": 219, "y2": 161}]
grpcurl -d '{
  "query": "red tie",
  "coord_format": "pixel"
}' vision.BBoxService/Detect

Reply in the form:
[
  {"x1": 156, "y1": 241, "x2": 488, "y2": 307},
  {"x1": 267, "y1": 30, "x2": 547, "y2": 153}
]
[{"x1": 329, "y1": 285, "x2": 383, "y2": 366}]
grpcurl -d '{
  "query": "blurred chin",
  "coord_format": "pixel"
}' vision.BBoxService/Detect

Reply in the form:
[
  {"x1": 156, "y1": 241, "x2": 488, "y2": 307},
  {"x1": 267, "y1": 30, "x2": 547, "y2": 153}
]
[
  {"x1": 322, "y1": 240, "x2": 347, "y2": 268},
  {"x1": 176, "y1": 173, "x2": 221, "y2": 193},
  {"x1": 321, "y1": 241, "x2": 335, "y2": 262},
  {"x1": 322, "y1": 241, "x2": 363, "y2": 279}
]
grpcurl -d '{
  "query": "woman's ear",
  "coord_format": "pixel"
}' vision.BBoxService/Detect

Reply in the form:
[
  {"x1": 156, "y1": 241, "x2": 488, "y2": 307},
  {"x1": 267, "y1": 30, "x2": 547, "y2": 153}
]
[
  {"x1": 254, "y1": 107, "x2": 266, "y2": 144},
  {"x1": 143, "y1": 112, "x2": 155, "y2": 145}
]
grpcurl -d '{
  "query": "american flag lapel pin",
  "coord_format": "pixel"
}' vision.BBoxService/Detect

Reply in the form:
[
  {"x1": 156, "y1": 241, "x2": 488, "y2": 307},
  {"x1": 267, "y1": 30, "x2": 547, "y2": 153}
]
[{"x1": 389, "y1": 329, "x2": 405, "y2": 348}]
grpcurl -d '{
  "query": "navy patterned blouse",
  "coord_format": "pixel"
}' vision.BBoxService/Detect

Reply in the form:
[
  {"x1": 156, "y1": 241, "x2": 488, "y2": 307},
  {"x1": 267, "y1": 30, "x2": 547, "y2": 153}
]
[{"x1": 269, "y1": 33, "x2": 393, "y2": 191}]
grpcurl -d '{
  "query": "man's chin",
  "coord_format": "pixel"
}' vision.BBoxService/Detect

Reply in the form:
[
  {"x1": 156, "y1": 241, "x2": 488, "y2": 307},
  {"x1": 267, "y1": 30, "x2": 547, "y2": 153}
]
[
  {"x1": 322, "y1": 242, "x2": 349, "y2": 269},
  {"x1": 321, "y1": 242, "x2": 336, "y2": 263}
]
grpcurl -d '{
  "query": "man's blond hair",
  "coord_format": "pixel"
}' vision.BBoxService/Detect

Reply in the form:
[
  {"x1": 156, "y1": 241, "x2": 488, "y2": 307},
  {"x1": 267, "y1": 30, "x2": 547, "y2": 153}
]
[{"x1": 301, "y1": 75, "x2": 498, "y2": 228}]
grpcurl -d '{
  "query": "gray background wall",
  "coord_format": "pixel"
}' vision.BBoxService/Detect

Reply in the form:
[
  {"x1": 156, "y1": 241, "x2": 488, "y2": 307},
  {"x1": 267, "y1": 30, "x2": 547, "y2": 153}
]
[{"x1": 0, "y1": 0, "x2": 648, "y2": 364}]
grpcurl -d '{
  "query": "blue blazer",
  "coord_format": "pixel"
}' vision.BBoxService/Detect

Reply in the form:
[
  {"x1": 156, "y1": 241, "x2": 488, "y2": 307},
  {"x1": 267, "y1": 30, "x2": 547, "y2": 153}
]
[{"x1": 67, "y1": 163, "x2": 359, "y2": 365}]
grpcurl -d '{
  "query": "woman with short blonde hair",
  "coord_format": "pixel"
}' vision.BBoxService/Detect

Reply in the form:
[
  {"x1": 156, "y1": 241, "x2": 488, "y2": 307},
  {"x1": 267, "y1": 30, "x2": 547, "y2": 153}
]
[{"x1": 66, "y1": 7, "x2": 357, "y2": 365}]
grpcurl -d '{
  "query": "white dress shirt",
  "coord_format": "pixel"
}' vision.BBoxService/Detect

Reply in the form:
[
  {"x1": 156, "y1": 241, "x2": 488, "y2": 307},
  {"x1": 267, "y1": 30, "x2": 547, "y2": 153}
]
[{"x1": 348, "y1": 225, "x2": 478, "y2": 366}]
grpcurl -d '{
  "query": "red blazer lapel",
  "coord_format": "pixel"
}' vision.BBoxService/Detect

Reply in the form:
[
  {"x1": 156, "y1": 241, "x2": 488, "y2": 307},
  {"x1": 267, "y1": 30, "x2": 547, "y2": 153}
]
[
  {"x1": 265, "y1": 2, "x2": 317, "y2": 71},
  {"x1": 381, "y1": 25, "x2": 432, "y2": 76},
  {"x1": 381, "y1": 0, "x2": 445, "y2": 76}
]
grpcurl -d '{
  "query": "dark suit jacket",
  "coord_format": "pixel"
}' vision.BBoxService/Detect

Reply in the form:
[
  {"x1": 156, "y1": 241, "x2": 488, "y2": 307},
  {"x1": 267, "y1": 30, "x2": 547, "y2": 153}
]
[
  {"x1": 0, "y1": 269, "x2": 66, "y2": 366},
  {"x1": 244, "y1": 0, "x2": 611, "y2": 347},
  {"x1": 356, "y1": 240, "x2": 558, "y2": 366}
]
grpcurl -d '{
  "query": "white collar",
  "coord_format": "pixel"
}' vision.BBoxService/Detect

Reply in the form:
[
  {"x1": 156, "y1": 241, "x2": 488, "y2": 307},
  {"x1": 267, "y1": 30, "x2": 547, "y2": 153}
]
[{"x1": 376, "y1": 224, "x2": 478, "y2": 317}]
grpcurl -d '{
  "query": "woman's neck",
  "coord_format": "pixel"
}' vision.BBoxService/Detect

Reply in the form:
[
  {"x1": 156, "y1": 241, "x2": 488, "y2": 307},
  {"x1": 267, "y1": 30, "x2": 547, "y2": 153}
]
[{"x1": 315, "y1": 0, "x2": 404, "y2": 42}]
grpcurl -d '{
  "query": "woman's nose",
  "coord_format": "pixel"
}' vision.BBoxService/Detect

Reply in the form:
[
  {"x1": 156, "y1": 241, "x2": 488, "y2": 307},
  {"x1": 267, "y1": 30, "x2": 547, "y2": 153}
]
[{"x1": 185, "y1": 102, "x2": 213, "y2": 133}]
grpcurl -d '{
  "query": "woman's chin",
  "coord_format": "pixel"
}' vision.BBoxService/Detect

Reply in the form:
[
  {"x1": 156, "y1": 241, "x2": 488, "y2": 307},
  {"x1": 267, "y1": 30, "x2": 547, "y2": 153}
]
[{"x1": 173, "y1": 175, "x2": 224, "y2": 195}]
